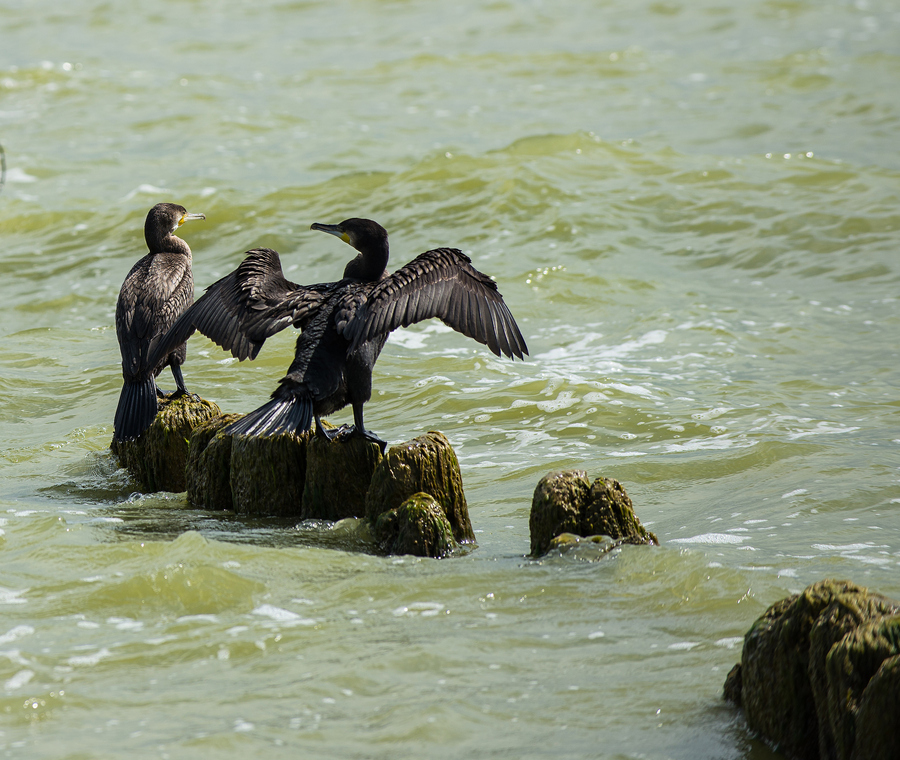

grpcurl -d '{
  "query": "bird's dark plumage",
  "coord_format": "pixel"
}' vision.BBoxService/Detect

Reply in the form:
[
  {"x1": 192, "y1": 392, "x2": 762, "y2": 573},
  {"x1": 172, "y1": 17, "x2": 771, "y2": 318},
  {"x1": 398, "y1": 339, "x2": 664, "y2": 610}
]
[
  {"x1": 113, "y1": 202, "x2": 205, "y2": 441},
  {"x1": 148, "y1": 218, "x2": 528, "y2": 446}
]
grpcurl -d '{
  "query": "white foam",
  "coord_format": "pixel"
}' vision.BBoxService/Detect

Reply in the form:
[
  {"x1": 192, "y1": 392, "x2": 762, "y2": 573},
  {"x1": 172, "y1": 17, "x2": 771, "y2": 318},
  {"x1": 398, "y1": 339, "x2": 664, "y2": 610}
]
[
  {"x1": 670, "y1": 533, "x2": 747, "y2": 545},
  {"x1": 0, "y1": 625, "x2": 34, "y2": 645},
  {"x1": 4, "y1": 669, "x2": 34, "y2": 690},
  {"x1": 252, "y1": 605, "x2": 316, "y2": 626},
  {"x1": 67, "y1": 647, "x2": 112, "y2": 667}
]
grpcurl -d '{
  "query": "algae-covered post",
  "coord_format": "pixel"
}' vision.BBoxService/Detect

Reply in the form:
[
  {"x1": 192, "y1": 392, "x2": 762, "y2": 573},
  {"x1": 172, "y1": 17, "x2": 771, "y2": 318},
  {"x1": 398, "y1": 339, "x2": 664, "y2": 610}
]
[
  {"x1": 367, "y1": 431, "x2": 474, "y2": 554},
  {"x1": 184, "y1": 413, "x2": 242, "y2": 510},
  {"x1": 302, "y1": 434, "x2": 384, "y2": 521},
  {"x1": 723, "y1": 579, "x2": 900, "y2": 760},
  {"x1": 374, "y1": 492, "x2": 458, "y2": 558},
  {"x1": 528, "y1": 470, "x2": 657, "y2": 557},
  {"x1": 114, "y1": 399, "x2": 475, "y2": 560},
  {"x1": 229, "y1": 431, "x2": 311, "y2": 518},
  {"x1": 111, "y1": 394, "x2": 221, "y2": 493}
]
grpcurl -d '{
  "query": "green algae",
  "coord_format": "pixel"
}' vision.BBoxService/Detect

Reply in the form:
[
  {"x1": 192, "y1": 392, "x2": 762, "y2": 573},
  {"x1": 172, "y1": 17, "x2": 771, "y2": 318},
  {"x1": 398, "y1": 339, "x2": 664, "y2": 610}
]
[
  {"x1": 303, "y1": 434, "x2": 383, "y2": 521},
  {"x1": 229, "y1": 429, "x2": 311, "y2": 517},
  {"x1": 185, "y1": 413, "x2": 243, "y2": 510},
  {"x1": 366, "y1": 431, "x2": 474, "y2": 545},
  {"x1": 111, "y1": 394, "x2": 222, "y2": 493},
  {"x1": 726, "y1": 579, "x2": 900, "y2": 760},
  {"x1": 374, "y1": 492, "x2": 458, "y2": 558},
  {"x1": 529, "y1": 470, "x2": 656, "y2": 557}
]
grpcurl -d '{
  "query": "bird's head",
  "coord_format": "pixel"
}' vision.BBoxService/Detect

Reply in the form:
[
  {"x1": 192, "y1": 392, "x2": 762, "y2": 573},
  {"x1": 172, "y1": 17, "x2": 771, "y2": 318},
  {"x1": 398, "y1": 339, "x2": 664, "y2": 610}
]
[
  {"x1": 144, "y1": 202, "x2": 205, "y2": 250},
  {"x1": 310, "y1": 218, "x2": 388, "y2": 255}
]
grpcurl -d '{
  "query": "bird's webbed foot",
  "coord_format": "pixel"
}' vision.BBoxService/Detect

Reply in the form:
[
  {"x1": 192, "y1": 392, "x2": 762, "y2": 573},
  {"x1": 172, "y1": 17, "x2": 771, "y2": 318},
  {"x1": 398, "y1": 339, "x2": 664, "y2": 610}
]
[
  {"x1": 159, "y1": 387, "x2": 200, "y2": 402},
  {"x1": 341, "y1": 425, "x2": 388, "y2": 454},
  {"x1": 314, "y1": 417, "x2": 350, "y2": 442}
]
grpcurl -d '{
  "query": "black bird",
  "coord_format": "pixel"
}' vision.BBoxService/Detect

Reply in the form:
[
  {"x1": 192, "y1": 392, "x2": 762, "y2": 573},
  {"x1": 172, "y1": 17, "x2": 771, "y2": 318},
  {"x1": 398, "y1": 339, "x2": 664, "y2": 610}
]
[
  {"x1": 113, "y1": 202, "x2": 205, "y2": 441},
  {"x1": 148, "y1": 218, "x2": 528, "y2": 447}
]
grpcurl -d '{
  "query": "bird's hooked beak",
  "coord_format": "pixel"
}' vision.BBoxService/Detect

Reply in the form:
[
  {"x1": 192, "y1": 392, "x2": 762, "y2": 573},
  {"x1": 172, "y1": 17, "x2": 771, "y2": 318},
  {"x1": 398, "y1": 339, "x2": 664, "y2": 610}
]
[
  {"x1": 311, "y1": 222, "x2": 351, "y2": 245},
  {"x1": 178, "y1": 211, "x2": 206, "y2": 227}
]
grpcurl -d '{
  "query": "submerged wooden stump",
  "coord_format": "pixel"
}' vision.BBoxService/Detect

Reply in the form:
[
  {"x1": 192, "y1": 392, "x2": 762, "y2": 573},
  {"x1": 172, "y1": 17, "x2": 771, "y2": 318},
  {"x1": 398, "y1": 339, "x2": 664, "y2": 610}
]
[
  {"x1": 229, "y1": 430, "x2": 311, "y2": 518},
  {"x1": 846, "y1": 634, "x2": 900, "y2": 760},
  {"x1": 111, "y1": 394, "x2": 222, "y2": 493},
  {"x1": 115, "y1": 403, "x2": 477, "y2": 558},
  {"x1": 828, "y1": 614, "x2": 900, "y2": 760},
  {"x1": 724, "y1": 579, "x2": 900, "y2": 760},
  {"x1": 373, "y1": 492, "x2": 458, "y2": 558},
  {"x1": 185, "y1": 413, "x2": 242, "y2": 510},
  {"x1": 366, "y1": 431, "x2": 475, "y2": 550},
  {"x1": 302, "y1": 434, "x2": 384, "y2": 521},
  {"x1": 528, "y1": 470, "x2": 657, "y2": 557}
]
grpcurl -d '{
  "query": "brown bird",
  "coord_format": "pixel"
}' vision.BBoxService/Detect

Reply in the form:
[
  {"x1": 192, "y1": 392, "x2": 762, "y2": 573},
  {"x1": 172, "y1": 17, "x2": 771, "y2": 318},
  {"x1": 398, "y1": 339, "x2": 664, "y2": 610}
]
[
  {"x1": 148, "y1": 218, "x2": 527, "y2": 448},
  {"x1": 113, "y1": 202, "x2": 205, "y2": 441}
]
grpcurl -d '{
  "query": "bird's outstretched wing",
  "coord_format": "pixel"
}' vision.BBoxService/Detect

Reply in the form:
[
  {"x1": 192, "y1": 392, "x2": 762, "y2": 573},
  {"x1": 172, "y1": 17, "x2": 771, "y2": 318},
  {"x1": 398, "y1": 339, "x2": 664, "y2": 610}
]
[
  {"x1": 148, "y1": 248, "x2": 328, "y2": 365},
  {"x1": 336, "y1": 247, "x2": 528, "y2": 359}
]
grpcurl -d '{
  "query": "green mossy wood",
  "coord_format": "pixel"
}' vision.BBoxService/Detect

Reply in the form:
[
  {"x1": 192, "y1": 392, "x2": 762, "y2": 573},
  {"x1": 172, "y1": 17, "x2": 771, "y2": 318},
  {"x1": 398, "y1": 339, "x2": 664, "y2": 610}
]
[
  {"x1": 366, "y1": 431, "x2": 474, "y2": 545},
  {"x1": 111, "y1": 394, "x2": 222, "y2": 493},
  {"x1": 114, "y1": 400, "x2": 475, "y2": 558},
  {"x1": 810, "y1": 591, "x2": 899, "y2": 758},
  {"x1": 826, "y1": 613, "x2": 900, "y2": 760},
  {"x1": 185, "y1": 413, "x2": 243, "y2": 510},
  {"x1": 374, "y1": 492, "x2": 458, "y2": 558},
  {"x1": 229, "y1": 430, "x2": 311, "y2": 518},
  {"x1": 724, "y1": 579, "x2": 900, "y2": 760},
  {"x1": 529, "y1": 471, "x2": 588, "y2": 556},
  {"x1": 529, "y1": 470, "x2": 657, "y2": 557},
  {"x1": 851, "y1": 652, "x2": 900, "y2": 760},
  {"x1": 584, "y1": 477, "x2": 654, "y2": 542},
  {"x1": 302, "y1": 435, "x2": 384, "y2": 520}
]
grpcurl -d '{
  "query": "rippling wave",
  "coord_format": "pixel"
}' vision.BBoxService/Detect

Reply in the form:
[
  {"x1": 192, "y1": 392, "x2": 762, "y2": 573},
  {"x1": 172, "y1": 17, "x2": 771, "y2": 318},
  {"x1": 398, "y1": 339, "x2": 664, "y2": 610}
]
[{"x1": 3, "y1": 0, "x2": 900, "y2": 757}]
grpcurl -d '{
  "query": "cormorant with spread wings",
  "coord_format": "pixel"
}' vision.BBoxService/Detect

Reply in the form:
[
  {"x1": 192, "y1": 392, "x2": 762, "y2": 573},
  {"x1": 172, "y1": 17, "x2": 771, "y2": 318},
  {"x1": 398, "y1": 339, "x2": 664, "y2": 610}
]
[{"x1": 148, "y1": 218, "x2": 528, "y2": 447}]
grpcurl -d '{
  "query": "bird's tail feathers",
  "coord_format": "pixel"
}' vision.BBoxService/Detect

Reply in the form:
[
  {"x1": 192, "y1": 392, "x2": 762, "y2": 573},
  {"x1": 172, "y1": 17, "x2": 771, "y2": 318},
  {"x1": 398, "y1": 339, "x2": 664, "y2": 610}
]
[
  {"x1": 224, "y1": 395, "x2": 313, "y2": 437},
  {"x1": 113, "y1": 376, "x2": 158, "y2": 441}
]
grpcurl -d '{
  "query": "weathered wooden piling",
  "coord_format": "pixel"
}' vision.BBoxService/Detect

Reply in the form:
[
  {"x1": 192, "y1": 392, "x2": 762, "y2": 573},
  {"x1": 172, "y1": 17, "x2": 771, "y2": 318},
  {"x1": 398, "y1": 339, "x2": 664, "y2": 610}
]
[{"x1": 528, "y1": 470, "x2": 657, "y2": 557}]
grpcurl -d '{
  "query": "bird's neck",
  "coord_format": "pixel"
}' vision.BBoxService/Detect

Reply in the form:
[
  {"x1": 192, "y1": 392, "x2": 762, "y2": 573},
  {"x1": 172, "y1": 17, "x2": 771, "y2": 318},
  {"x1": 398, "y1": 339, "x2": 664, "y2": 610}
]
[
  {"x1": 343, "y1": 244, "x2": 389, "y2": 281},
  {"x1": 146, "y1": 232, "x2": 191, "y2": 257}
]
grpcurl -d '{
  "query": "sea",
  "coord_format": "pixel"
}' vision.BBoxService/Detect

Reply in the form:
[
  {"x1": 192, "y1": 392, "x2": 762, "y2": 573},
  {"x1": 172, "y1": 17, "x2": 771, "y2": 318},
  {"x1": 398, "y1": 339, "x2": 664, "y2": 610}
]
[{"x1": 1, "y1": 1, "x2": 899, "y2": 758}]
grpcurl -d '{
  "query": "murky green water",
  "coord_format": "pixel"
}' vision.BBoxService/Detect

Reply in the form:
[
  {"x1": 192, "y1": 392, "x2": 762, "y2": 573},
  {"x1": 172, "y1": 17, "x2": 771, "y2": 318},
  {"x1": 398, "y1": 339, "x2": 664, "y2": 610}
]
[{"x1": 2, "y1": 1, "x2": 899, "y2": 758}]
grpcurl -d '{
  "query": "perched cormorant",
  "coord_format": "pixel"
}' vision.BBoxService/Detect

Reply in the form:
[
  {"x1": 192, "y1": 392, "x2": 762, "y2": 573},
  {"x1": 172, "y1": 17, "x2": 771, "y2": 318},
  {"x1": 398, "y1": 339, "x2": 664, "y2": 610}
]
[
  {"x1": 148, "y1": 218, "x2": 528, "y2": 447},
  {"x1": 113, "y1": 202, "x2": 205, "y2": 441}
]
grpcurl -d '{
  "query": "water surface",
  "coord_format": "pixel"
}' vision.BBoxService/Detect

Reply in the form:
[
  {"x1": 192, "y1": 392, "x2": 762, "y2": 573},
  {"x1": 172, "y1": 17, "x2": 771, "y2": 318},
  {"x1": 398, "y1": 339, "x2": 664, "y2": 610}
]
[{"x1": 2, "y1": 1, "x2": 899, "y2": 758}]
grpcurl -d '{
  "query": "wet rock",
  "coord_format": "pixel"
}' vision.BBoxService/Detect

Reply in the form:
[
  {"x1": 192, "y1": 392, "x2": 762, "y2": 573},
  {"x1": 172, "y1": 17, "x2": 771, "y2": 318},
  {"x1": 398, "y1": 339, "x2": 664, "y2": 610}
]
[
  {"x1": 374, "y1": 492, "x2": 458, "y2": 558},
  {"x1": 529, "y1": 471, "x2": 588, "y2": 556},
  {"x1": 366, "y1": 431, "x2": 474, "y2": 546},
  {"x1": 546, "y1": 532, "x2": 623, "y2": 560},
  {"x1": 826, "y1": 614, "x2": 900, "y2": 760},
  {"x1": 529, "y1": 470, "x2": 657, "y2": 556},
  {"x1": 724, "y1": 579, "x2": 900, "y2": 760},
  {"x1": 118, "y1": 409, "x2": 475, "y2": 558},
  {"x1": 229, "y1": 430, "x2": 311, "y2": 517},
  {"x1": 302, "y1": 434, "x2": 384, "y2": 520},
  {"x1": 723, "y1": 664, "x2": 743, "y2": 708},
  {"x1": 851, "y1": 653, "x2": 900, "y2": 760},
  {"x1": 185, "y1": 413, "x2": 243, "y2": 510},
  {"x1": 584, "y1": 477, "x2": 656, "y2": 544},
  {"x1": 810, "y1": 591, "x2": 899, "y2": 758},
  {"x1": 111, "y1": 394, "x2": 222, "y2": 493}
]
